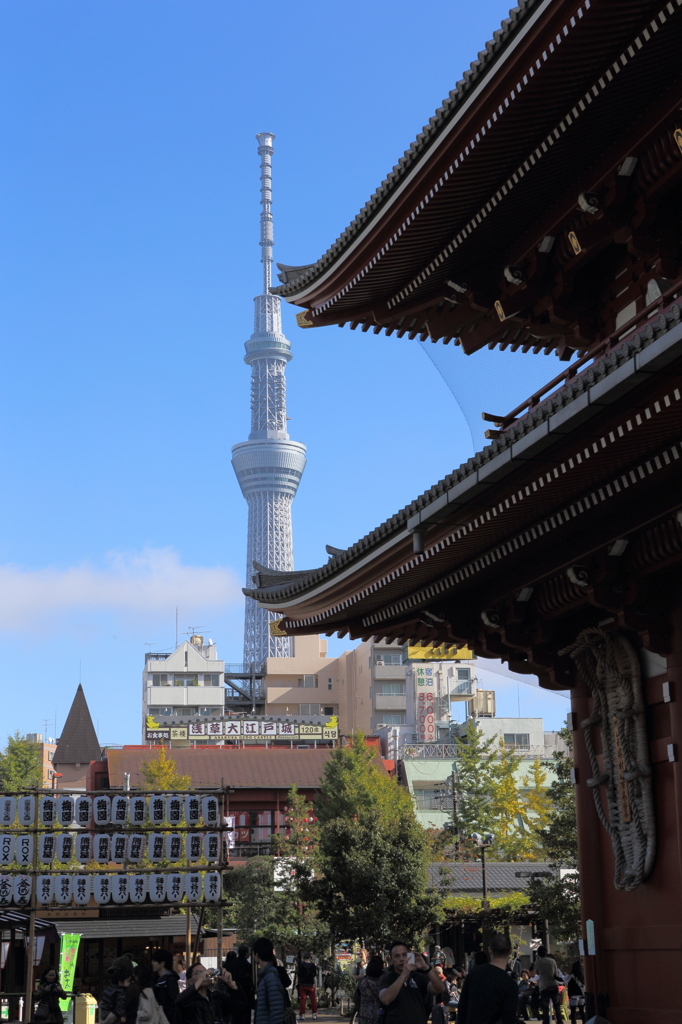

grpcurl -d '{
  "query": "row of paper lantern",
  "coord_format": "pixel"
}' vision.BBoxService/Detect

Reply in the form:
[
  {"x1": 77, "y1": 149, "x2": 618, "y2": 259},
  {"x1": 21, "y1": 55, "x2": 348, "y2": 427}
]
[
  {"x1": 0, "y1": 832, "x2": 223, "y2": 866},
  {"x1": 0, "y1": 794, "x2": 219, "y2": 828},
  {"x1": 0, "y1": 871, "x2": 222, "y2": 906}
]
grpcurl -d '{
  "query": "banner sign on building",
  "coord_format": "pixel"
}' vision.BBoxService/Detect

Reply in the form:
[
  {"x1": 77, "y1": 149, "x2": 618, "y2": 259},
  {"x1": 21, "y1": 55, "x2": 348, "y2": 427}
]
[
  {"x1": 415, "y1": 665, "x2": 436, "y2": 742},
  {"x1": 146, "y1": 718, "x2": 338, "y2": 742},
  {"x1": 405, "y1": 643, "x2": 473, "y2": 661}
]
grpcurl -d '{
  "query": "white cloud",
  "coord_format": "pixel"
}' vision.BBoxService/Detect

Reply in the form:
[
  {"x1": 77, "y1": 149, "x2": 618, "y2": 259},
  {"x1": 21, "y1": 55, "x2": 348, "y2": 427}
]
[{"x1": 0, "y1": 547, "x2": 242, "y2": 630}]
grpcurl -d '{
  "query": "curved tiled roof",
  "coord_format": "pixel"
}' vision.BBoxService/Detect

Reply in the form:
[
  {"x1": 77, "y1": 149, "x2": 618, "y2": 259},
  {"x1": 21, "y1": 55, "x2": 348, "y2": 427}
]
[
  {"x1": 245, "y1": 305, "x2": 682, "y2": 602},
  {"x1": 272, "y1": 0, "x2": 541, "y2": 298}
]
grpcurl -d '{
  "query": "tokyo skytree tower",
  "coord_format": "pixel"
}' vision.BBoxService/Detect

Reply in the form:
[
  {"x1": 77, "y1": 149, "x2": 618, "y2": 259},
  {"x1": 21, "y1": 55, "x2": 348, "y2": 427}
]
[{"x1": 231, "y1": 133, "x2": 306, "y2": 664}]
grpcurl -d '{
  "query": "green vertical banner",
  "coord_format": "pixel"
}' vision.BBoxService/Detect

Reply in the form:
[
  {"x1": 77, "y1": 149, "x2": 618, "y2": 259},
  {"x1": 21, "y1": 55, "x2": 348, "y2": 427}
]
[{"x1": 58, "y1": 934, "x2": 81, "y2": 1011}]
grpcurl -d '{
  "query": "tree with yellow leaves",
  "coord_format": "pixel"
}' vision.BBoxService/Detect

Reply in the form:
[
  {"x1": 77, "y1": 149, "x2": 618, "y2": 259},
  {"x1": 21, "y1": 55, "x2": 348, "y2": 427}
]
[{"x1": 140, "y1": 747, "x2": 191, "y2": 790}]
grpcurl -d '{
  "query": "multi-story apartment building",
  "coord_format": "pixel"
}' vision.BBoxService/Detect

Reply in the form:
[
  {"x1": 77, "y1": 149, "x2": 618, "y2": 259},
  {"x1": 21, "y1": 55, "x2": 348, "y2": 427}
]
[
  {"x1": 143, "y1": 635, "x2": 227, "y2": 742},
  {"x1": 26, "y1": 733, "x2": 58, "y2": 785}
]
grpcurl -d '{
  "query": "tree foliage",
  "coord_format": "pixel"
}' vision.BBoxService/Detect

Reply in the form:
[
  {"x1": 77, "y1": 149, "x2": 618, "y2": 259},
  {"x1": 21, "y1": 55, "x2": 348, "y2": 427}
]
[
  {"x1": 452, "y1": 719, "x2": 498, "y2": 838},
  {"x1": 0, "y1": 733, "x2": 43, "y2": 791},
  {"x1": 310, "y1": 735, "x2": 439, "y2": 946},
  {"x1": 451, "y1": 721, "x2": 552, "y2": 860},
  {"x1": 441, "y1": 891, "x2": 530, "y2": 922},
  {"x1": 526, "y1": 872, "x2": 581, "y2": 942},
  {"x1": 226, "y1": 787, "x2": 329, "y2": 955},
  {"x1": 536, "y1": 727, "x2": 578, "y2": 867},
  {"x1": 526, "y1": 728, "x2": 581, "y2": 940},
  {"x1": 139, "y1": 747, "x2": 191, "y2": 790}
]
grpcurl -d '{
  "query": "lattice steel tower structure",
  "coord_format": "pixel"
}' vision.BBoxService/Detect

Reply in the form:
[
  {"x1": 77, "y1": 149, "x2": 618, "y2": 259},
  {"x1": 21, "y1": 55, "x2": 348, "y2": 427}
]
[{"x1": 231, "y1": 133, "x2": 306, "y2": 664}]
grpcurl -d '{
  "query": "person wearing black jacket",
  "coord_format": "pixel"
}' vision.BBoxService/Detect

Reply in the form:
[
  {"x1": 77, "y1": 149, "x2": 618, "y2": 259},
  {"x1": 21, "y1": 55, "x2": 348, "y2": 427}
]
[
  {"x1": 151, "y1": 950, "x2": 180, "y2": 1024},
  {"x1": 175, "y1": 964, "x2": 245, "y2": 1024},
  {"x1": 457, "y1": 934, "x2": 518, "y2": 1024},
  {"x1": 227, "y1": 947, "x2": 255, "y2": 1024}
]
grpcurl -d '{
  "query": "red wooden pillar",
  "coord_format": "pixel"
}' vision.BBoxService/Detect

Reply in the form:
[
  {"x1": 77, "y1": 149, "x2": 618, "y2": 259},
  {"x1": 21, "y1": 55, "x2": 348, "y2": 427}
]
[
  {"x1": 571, "y1": 679, "x2": 605, "y2": 1009},
  {"x1": 570, "y1": 602, "x2": 682, "y2": 1023}
]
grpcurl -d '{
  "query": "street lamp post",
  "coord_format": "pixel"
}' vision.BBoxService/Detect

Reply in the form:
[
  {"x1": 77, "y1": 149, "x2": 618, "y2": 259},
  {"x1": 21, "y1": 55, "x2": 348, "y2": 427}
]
[{"x1": 471, "y1": 832, "x2": 495, "y2": 901}]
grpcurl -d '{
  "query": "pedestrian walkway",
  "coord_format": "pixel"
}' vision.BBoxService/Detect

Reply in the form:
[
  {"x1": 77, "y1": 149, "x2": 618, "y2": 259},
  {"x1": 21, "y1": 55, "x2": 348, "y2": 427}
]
[{"x1": 297, "y1": 1009, "x2": 348, "y2": 1023}]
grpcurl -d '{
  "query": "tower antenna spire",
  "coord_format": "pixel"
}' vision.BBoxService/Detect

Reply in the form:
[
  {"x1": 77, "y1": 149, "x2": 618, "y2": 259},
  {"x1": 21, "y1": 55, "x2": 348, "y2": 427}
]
[
  {"x1": 231, "y1": 134, "x2": 307, "y2": 665},
  {"x1": 256, "y1": 132, "x2": 275, "y2": 295}
]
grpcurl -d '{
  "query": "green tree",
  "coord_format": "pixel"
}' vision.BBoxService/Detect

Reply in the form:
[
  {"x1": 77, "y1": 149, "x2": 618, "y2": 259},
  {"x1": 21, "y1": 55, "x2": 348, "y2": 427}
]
[
  {"x1": 526, "y1": 728, "x2": 581, "y2": 940},
  {"x1": 311, "y1": 735, "x2": 439, "y2": 946},
  {"x1": 139, "y1": 747, "x2": 191, "y2": 790},
  {"x1": 226, "y1": 788, "x2": 329, "y2": 955},
  {"x1": 451, "y1": 718, "x2": 498, "y2": 839},
  {"x1": 489, "y1": 747, "x2": 551, "y2": 861},
  {"x1": 271, "y1": 785, "x2": 330, "y2": 955},
  {"x1": 451, "y1": 723, "x2": 552, "y2": 861},
  {"x1": 0, "y1": 733, "x2": 43, "y2": 791},
  {"x1": 536, "y1": 728, "x2": 578, "y2": 867}
]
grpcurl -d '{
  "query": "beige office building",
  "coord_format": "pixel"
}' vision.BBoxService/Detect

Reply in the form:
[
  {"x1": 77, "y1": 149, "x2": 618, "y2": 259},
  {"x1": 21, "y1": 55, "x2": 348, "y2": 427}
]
[{"x1": 263, "y1": 634, "x2": 409, "y2": 736}]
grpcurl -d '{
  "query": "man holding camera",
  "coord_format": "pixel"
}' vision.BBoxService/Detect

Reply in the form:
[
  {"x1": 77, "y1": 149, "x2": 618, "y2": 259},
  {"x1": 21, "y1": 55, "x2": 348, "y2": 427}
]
[
  {"x1": 378, "y1": 943, "x2": 445, "y2": 1024},
  {"x1": 175, "y1": 963, "x2": 246, "y2": 1024}
]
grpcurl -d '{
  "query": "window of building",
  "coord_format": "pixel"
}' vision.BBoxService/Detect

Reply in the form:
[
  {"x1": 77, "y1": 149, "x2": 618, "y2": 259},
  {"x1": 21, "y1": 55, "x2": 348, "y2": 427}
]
[
  {"x1": 47, "y1": 751, "x2": 54, "y2": 761},
  {"x1": 199, "y1": 706, "x2": 221, "y2": 716},
  {"x1": 152, "y1": 674, "x2": 169, "y2": 686},
  {"x1": 174, "y1": 707, "x2": 198, "y2": 716},
  {"x1": 174, "y1": 675, "x2": 198, "y2": 687},
  {"x1": 380, "y1": 715, "x2": 404, "y2": 725},
  {"x1": 503, "y1": 733, "x2": 530, "y2": 749},
  {"x1": 203, "y1": 674, "x2": 220, "y2": 686},
  {"x1": 300, "y1": 704, "x2": 320, "y2": 716},
  {"x1": 379, "y1": 683, "x2": 405, "y2": 695},
  {"x1": 297, "y1": 675, "x2": 317, "y2": 688},
  {"x1": 374, "y1": 652, "x2": 403, "y2": 665},
  {"x1": 413, "y1": 787, "x2": 444, "y2": 810},
  {"x1": 328, "y1": 678, "x2": 333, "y2": 690},
  {"x1": 323, "y1": 706, "x2": 335, "y2": 717},
  {"x1": 149, "y1": 707, "x2": 173, "y2": 717},
  {"x1": 457, "y1": 668, "x2": 470, "y2": 681}
]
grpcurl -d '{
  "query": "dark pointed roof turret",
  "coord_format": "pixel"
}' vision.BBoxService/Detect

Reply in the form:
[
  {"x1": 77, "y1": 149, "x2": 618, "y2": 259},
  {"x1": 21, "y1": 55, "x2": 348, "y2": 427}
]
[{"x1": 53, "y1": 685, "x2": 101, "y2": 765}]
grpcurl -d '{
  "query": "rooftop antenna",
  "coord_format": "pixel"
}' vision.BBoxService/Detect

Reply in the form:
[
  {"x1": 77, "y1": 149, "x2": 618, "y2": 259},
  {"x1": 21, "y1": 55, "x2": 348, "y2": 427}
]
[
  {"x1": 183, "y1": 627, "x2": 208, "y2": 639},
  {"x1": 175, "y1": 607, "x2": 178, "y2": 648}
]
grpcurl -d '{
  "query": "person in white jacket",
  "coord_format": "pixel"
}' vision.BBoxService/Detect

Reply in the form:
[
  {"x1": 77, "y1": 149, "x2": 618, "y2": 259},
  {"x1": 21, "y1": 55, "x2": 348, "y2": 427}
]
[{"x1": 135, "y1": 966, "x2": 170, "y2": 1024}]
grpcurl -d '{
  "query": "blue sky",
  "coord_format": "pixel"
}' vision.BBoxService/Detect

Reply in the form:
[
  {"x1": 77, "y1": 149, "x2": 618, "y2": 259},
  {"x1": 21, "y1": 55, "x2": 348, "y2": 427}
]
[{"x1": 0, "y1": 0, "x2": 569, "y2": 743}]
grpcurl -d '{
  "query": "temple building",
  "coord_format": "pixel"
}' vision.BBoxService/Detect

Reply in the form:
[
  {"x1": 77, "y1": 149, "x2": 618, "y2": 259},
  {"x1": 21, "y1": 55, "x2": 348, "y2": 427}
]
[{"x1": 245, "y1": 2, "x2": 682, "y2": 1021}]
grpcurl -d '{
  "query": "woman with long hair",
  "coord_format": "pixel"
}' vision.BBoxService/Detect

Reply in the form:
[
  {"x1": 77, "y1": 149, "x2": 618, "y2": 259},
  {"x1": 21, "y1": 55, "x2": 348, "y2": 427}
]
[
  {"x1": 566, "y1": 961, "x2": 586, "y2": 1024},
  {"x1": 34, "y1": 969, "x2": 68, "y2": 1024},
  {"x1": 354, "y1": 956, "x2": 384, "y2": 1024}
]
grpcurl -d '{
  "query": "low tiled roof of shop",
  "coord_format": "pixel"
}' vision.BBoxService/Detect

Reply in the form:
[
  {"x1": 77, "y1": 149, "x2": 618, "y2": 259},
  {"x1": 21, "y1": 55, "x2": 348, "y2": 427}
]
[
  {"x1": 54, "y1": 914, "x2": 201, "y2": 939},
  {"x1": 106, "y1": 747, "x2": 343, "y2": 790},
  {"x1": 428, "y1": 861, "x2": 555, "y2": 892}
]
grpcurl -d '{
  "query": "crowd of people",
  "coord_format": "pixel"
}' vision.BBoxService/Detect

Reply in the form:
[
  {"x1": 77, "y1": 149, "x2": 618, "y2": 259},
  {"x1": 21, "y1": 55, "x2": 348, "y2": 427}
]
[
  {"x1": 349, "y1": 938, "x2": 585, "y2": 1024},
  {"x1": 31, "y1": 935, "x2": 585, "y2": 1024}
]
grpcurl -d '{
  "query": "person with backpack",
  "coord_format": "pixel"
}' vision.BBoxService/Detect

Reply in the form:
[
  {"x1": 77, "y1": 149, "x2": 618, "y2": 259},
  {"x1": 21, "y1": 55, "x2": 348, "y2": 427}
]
[{"x1": 296, "y1": 954, "x2": 317, "y2": 1021}]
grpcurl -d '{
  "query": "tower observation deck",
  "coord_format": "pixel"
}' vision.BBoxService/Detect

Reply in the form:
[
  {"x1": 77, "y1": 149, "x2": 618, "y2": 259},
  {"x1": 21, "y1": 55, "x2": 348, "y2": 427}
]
[{"x1": 231, "y1": 133, "x2": 306, "y2": 663}]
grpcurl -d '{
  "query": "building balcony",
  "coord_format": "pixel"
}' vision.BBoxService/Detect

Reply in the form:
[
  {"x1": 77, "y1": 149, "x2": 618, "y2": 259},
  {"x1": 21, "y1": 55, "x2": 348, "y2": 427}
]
[
  {"x1": 375, "y1": 694, "x2": 407, "y2": 711},
  {"x1": 373, "y1": 664, "x2": 407, "y2": 680}
]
